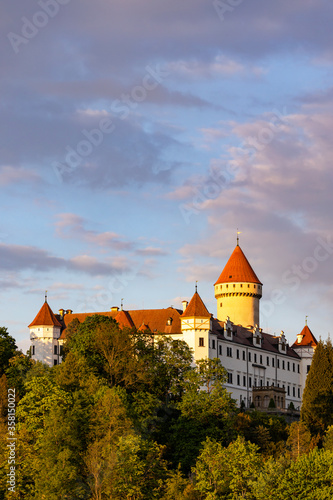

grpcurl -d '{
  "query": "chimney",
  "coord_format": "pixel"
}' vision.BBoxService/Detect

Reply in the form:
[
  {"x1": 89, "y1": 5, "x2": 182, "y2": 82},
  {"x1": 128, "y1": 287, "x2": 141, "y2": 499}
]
[
  {"x1": 111, "y1": 306, "x2": 119, "y2": 312},
  {"x1": 66, "y1": 309, "x2": 73, "y2": 315},
  {"x1": 58, "y1": 309, "x2": 65, "y2": 318},
  {"x1": 182, "y1": 300, "x2": 188, "y2": 312}
]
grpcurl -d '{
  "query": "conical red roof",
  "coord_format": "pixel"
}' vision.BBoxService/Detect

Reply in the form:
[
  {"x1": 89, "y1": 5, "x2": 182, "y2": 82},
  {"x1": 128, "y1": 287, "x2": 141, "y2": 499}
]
[
  {"x1": 28, "y1": 301, "x2": 62, "y2": 328},
  {"x1": 215, "y1": 245, "x2": 262, "y2": 285},
  {"x1": 291, "y1": 324, "x2": 318, "y2": 348},
  {"x1": 182, "y1": 292, "x2": 211, "y2": 318}
]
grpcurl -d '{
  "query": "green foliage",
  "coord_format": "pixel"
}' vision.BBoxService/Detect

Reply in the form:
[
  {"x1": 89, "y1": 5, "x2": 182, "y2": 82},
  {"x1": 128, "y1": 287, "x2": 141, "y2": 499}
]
[
  {"x1": 169, "y1": 358, "x2": 237, "y2": 472},
  {"x1": 234, "y1": 411, "x2": 288, "y2": 456},
  {"x1": 5, "y1": 352, "x2": 34, "y2": 398},
  {"x1": 275, "y1": 448, "x2": 333, "y2": 499},
  {"x1": 286, "y1": 421, "x2": 312, "y2": 460},
  {"x1": 301, "y1": 339, "x2": 333, "y2": 437},
  {"x1": 268, "y1": 398, "x2": 276, "y2": 408},
  {"x1": 193, "y1": 436, "x2": 262, "y2": 499},
  {"x1": 323, "y1": 425, "x2": 333, "y2": 451},
  {"x1": 0, "y1": 327, "x2": 17, "y2": 377}
]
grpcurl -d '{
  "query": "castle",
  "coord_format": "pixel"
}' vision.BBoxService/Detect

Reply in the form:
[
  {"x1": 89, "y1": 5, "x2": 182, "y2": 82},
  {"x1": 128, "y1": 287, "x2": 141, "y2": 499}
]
[{"x1": 28, "y1": 241, "x2": 318, "y2": 409}]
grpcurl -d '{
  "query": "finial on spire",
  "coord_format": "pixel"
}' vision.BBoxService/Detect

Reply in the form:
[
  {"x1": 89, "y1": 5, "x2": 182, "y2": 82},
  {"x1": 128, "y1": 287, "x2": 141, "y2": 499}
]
[
  {"x1": 305, "y1": 315, "x2": 308, "y2": 326},
  {"x1": 45, "y1": 290, "x2": 48, "y2": 303},
  {"x1": 237, "y1": 229, "x2": 241, "y2": 246},
  {"x1": 121, "y1": 298, "x2": 124, "y2": 311},
  {"x1": 195, "y1": 281, "x2": 198, "y2": 293}
]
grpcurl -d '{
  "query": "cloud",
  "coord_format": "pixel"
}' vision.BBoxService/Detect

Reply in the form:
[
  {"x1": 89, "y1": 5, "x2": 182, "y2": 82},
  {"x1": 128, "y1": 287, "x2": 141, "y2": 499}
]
[
  {"x1": 0, "y1": 165, "x2": 42, "y2": 186},
  {"x1": 55, "y1": 213, "x2": 134, "y2": 251},
  {"x1": 0, "y1": 243, "x2": 130, "y2": 276}
]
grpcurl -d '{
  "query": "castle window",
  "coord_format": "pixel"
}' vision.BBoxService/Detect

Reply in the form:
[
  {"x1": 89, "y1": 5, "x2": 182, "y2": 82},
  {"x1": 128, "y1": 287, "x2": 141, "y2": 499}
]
[
  {"x1": 256, "y1": 336, "x2": 260, "y2": 344},
  {"x1": 54, "y1": 345, "x2": 57, "y2": 355},
  {"x1": 260, "y1": 355, "x2": 263, "y2": 364},
  {"x1": 227, "y1": 372, "x2": 233, "y2": 384},
  {"x1": 54, "y1": 360, "x2": 57, "y2": 366},
  {"x1": 199, "y1": 337, "x2": 204, "y2": 347},
  {"x1": 243, "y1": 351, "x2": 246, "y2": 361},
  {"x1": 287, "y1": 362, "x2": 290, "y2": 371},
  {"x1": 272, "y1": 358, "x2": 275, "y2": 367},
  {"x1": 31, "y1": 345, "x2": 35, "y2": 356},
  {"x1": 60, "y1": 345, "x2": 63, "y2": 356},
  {"x1": 307, "y1": 365, "x2": 310, "y2": 373},
  {"x1": 248, "y1": 284, "x2": 250, "y2": 288},
  {"x1": 293, "y1": 363, "x2": 295, "y2": 372},
  {"x1": 293, "y1": 387, "x2": 295, "y2": 397},
  {"x1": 212, "y1": 339, "x2": 216, "y2": 350},
  {"x1": 287, "y1": 386, "x2": 290, "y2": 395},
  {"x1": 240, "y1": 284, "x2": 243, "y2": 288},
  {"x1": 233, "y1": 284, "x2": 235, "y2": 288},
  {"x1": 254, "y1": 285, "x2": 256, "y2": 289},
  {"x1": 249, "y1": 377, "x2": 252, "y2": 388},
  {"x1": 236, "y1": 349, "x2": 240, "y2": 359},
  {"x1": 243, "y1": 376, "x2": 246, "y2": 387},
  {"x1": 237, "y1": 374, "x2": 240, "y2": 385},
  {"x1": 277, "y1": 359, "x2": 280, "y2": 368},
  {"x1": 226, "y1": 284, "x2": 228, "y2": 288},
  {"x1": 298, "y1": 388, "x2": 300, "y2": 398},
  {"x1": 254, "y1": 353, "x2": 257, "y2": 363},
  {"x1": 220, "y1": 302, "x2": 222, "y2": 307},
  {"x1": 266, "y1": 357, "x2": 269, "y2": 366},
  {"x1": 282, "y1": 360, "x2": 285, "y2": 370},
  {"x1": 219, "y1": 345, "x2": 222, "y2": 355},
  {"x1": 227, "y1": 347, "x2": 232, "y2": 357},
  {"x1": 297, "y1": 365, "x2": 300, "y2": 373},
  {"x1": 248, "y1": 352, "x2": 251, "y2": 362}
]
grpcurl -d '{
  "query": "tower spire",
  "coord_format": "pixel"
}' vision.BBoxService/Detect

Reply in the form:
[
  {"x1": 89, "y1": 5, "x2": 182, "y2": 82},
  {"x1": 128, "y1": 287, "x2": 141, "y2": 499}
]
[
  {"x1": 305, "y1": 315, "x2": 308, "y2": 326},
  {"x1": 45, "y1": 290, "x2": 48, "y2": 303},
  {"x1": 237, "y1": 229, "x2": 241, "y2": 246},
  {"x1": 195, "y1": 280, "x2": 198, "y2": 293}
]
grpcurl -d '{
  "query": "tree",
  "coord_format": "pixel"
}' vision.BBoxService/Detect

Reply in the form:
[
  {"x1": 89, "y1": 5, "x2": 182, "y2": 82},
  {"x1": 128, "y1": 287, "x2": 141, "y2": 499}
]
[
  {"x1": 0, "y1": 327, "x2": 17, "y2": 376},
  {"x1": 170, "y1": 358, "x2": 237, "y2": 472},
  {"x1": 286, "y1": 421, "x2": 312, "y2": 460},
  {"x1": 5, "y1": 352, "x2": 34, "y2": 398},
  {"x1": 323, "y1": 425, "x2": 333, "y2": 451},
  {"x1": 193, "y1": 436, "x2": 262, "y2": 499},
  {"x1": 301, "y1": 340, "x2": 333, "y2": 436},
  {"x1": 275, "y1": 448, "x2": 333, "y2": 499}
]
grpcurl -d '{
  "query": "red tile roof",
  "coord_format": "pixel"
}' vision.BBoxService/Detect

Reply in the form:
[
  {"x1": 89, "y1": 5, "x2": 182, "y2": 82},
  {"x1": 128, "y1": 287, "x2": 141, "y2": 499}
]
[
  {"x1": 115, "y1": 310, "x2": 135, "y2": 329},
  {"x1": 60, "y1": 307, "x2": 183, "y2": 339},
  {"x1": 215, "y1": 245, "x2": 262, "y2": 285},
  {"x1": 28, "y1": 301, "x2": 62, "y2": 328},
  {"x1": 182, "y1": 292, "x2": 211, "y2": 318},
  {"x1": 291, "y1": 325, "x2": 318, "y2": 348}
]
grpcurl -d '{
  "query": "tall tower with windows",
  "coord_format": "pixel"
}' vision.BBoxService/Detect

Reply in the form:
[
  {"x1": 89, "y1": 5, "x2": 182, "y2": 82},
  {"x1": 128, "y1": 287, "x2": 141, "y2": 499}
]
[
  {"x1": 28, "y1": 295, "x2": 62, "y2": 366},
  {"x1": 214, "y1": 241, "x2": 262, "y2": 327}
]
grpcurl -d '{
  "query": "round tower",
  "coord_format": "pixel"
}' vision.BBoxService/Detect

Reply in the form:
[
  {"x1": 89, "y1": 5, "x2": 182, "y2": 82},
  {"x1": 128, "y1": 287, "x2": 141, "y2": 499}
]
[{"x1": 214, "y1": 243, "x2": 262, "y2": 327}]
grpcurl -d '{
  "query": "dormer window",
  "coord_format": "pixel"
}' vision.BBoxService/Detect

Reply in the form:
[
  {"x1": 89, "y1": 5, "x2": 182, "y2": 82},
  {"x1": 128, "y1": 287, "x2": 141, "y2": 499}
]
[{"x1": 166, "y1": 317, "x2": 173, "y2": 326}]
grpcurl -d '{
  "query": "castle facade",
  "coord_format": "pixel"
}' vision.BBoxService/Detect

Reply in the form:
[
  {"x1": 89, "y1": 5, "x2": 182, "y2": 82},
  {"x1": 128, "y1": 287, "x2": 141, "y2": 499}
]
[{"x1": 28, "y1": 242, "x2": 317, "y2": 409}]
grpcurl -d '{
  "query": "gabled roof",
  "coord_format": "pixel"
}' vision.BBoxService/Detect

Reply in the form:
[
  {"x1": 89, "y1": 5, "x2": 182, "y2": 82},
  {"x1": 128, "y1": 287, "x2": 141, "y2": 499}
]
[
  {"x1": 215, "y1": 244, "x2": 262, "y2": 285},
  {"x1": 291, "y1": 324, "x2": 318, "y2": 348},
  {"x1": 115, "y1": 310, "x2": 135, "y2": 329},
  {"x1": 182, "y1": 292, "x2": 211, "y2": 318},
  {"x1": 28, "y1": 301, "x2": 62, "y2": 328}
]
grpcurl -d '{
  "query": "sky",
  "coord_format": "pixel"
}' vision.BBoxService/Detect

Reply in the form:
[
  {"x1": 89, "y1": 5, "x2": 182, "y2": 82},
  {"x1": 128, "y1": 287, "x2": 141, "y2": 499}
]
[{"x1": 2, "y1": 0, "x2": 333, "y2": 352}]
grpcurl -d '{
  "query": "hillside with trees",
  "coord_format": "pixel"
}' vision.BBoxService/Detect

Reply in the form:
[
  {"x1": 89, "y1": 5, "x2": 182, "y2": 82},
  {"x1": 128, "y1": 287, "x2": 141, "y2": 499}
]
[{"x1": 1, "y1": 318, "x2": 333, "y2": 499}]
